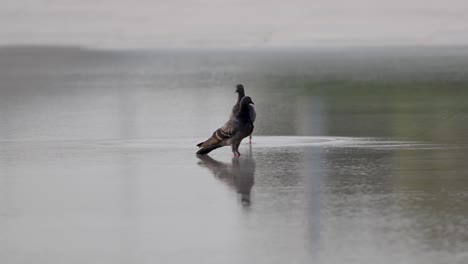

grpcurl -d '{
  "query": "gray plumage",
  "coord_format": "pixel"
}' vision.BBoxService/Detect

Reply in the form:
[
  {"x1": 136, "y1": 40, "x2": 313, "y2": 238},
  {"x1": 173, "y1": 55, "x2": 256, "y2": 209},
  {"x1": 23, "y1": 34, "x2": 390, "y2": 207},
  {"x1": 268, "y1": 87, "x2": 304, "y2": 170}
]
[
  {"x1": 232, "y1": 84, "x2": 256, "y2": 143},
  {"x1": 231, "y1": 84, "x2": 245, "y2": 118},
  {"x1": 248, "y1": 104, "x2": 256, "y2": 124},
  {"x1": 197, "y1": 96, "x2": 255, "y2": 156}
]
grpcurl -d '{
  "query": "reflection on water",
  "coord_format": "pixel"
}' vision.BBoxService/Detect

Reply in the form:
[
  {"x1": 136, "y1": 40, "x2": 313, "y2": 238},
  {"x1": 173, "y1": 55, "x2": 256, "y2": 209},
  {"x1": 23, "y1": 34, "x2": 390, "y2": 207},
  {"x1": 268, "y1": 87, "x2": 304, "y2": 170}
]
[
  {"x1": 197, "y1": 147, "x2": 255, "y2": 205},
  {"x1": 1, "y1": 46, "x2": 468, "y2": 264}
]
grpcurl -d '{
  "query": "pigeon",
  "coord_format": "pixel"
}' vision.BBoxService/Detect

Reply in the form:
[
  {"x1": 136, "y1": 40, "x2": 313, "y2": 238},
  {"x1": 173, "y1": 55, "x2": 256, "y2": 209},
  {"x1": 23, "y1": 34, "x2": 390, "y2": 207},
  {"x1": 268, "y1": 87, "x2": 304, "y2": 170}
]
[
  {"x1": 231, "y1": 84, "x2": 246, "y2": 118},
  {"x1": 196, "y1": 96, "x2": 255, "y2": 156},
  {"x1": 231, "y1": 84, "x2": 256, "y2": 143}
]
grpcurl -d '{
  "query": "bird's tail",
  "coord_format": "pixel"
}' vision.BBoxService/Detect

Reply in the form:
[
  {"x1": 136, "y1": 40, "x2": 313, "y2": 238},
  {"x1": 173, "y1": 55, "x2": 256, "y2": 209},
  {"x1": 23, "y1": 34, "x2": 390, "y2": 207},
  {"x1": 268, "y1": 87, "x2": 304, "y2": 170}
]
[
  {"x1": 196, "y1": 142, "x2": 204, "y2": 147},
  {"x1": 196, "y1": 144, "x2": 221, "y2": 155}
]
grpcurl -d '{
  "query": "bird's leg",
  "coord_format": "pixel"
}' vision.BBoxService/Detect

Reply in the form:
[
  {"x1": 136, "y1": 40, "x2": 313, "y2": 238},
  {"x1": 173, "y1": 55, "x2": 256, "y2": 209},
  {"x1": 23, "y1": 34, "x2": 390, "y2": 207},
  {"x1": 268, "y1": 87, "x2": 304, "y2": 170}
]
[
  {"x1": 233, "y1": 142, "x2": 241, "y2": 156},
  {"x1": 232, "y1": 145, "x2": 238, "y2": 156},
  {"x1": 249, "y1": 134, "x2": 252, "y2": 144}
]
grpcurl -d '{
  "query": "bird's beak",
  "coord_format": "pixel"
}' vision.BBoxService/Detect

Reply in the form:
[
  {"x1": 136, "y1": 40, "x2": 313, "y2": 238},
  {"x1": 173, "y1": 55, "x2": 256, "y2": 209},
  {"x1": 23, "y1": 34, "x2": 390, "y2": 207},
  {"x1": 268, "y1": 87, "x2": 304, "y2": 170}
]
[{"x1": 251, "y1": 101, "x2": 255, "y2": 105}]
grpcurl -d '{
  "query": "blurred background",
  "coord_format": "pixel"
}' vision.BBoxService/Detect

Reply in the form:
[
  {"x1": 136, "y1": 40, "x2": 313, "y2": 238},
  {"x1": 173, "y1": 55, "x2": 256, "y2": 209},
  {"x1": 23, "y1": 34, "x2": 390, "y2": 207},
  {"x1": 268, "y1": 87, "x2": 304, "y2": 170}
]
[
  {"x1": 2, "y1": 0, "x2": 468, "y2": 48},
  {"x1": 1, "y1": 1, "x2": 468, "y2": 264}
]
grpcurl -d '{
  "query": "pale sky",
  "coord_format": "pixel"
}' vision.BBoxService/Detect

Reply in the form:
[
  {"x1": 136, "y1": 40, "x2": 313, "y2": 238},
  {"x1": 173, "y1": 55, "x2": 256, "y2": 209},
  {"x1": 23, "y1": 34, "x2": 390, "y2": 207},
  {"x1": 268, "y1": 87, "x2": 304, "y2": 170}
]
[{"x1": 1, "y1": 0, "x2": 468, "y2": 49}]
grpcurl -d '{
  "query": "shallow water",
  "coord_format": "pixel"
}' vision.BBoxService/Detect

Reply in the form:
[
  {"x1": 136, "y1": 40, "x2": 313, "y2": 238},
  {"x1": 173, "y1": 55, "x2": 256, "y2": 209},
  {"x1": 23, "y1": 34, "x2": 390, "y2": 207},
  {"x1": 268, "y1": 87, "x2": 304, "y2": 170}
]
[{"x1": 1, "y1": 46, "x2": 468, "y2": 264}]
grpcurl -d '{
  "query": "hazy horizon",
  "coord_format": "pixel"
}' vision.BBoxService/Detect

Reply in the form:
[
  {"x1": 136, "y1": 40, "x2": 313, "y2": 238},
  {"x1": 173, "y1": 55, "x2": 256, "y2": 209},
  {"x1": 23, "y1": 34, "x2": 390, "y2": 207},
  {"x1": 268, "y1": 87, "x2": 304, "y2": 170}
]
[{"x1": 2, "y1": 0, "x2": 468, "y2": 49}]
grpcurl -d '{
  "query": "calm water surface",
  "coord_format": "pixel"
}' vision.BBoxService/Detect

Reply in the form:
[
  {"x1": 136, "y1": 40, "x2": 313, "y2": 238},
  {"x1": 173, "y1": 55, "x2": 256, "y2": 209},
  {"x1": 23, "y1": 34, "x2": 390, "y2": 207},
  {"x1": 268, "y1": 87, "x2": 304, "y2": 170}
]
[{"x1": 1, "y1": 46, "x2": 468, "y2": 264}]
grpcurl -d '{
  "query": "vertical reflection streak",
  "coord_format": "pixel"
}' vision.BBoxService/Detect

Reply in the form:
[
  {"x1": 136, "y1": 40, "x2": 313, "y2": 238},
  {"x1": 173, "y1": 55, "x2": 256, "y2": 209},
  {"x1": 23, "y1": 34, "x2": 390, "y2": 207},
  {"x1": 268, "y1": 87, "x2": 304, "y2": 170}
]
[{"x1": 296, "y1": 96, "x2": 327, "y2": 261}]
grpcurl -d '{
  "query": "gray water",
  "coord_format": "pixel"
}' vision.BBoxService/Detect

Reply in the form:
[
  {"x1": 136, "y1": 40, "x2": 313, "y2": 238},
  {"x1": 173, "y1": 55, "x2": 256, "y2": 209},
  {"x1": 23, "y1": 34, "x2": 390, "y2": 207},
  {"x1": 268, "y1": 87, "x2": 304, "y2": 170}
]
[{"x1": 1, "y1": 46, "x2": 468, "y2": 264}]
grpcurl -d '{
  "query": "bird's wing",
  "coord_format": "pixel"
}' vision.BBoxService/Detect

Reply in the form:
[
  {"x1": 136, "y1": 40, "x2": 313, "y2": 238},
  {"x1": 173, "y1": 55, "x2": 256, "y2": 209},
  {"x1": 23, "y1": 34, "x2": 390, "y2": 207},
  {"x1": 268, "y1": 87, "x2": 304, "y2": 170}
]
[{"x1": 198, "y1": 119, "x2": 239, "y2": 148}]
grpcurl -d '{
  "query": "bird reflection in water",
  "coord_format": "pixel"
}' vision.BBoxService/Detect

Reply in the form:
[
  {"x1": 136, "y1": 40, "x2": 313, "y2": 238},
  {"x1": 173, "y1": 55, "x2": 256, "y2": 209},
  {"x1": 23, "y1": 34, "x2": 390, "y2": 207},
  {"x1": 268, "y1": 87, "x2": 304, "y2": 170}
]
[{"x1": 196, "y1": 147, "x2": 255, "y2": 205}]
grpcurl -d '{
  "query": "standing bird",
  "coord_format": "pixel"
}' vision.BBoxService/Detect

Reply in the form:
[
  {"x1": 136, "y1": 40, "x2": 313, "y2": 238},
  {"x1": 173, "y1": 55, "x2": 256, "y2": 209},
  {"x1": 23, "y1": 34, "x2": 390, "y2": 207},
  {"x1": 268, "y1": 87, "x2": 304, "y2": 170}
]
[
  {"x1": 231, "y1": 84, "x2": 246, "y2": 118},
  {"x1": 197, "y1": 96, "x2": 255, "y2": 156},
  {"x1": 232, "y1": 84, "x2": 256, "y2": 143}
]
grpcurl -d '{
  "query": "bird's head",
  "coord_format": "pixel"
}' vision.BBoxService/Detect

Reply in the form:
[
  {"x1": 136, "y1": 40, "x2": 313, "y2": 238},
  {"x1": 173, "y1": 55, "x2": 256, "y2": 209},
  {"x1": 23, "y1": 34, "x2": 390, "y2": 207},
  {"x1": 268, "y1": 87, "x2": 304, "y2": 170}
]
[
  {"x1": 240, "y1": 96, "x2": 254, "y2": 105},
  {"x1": 235, "y1": 84, "x2": 245, "y2": 94}
]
